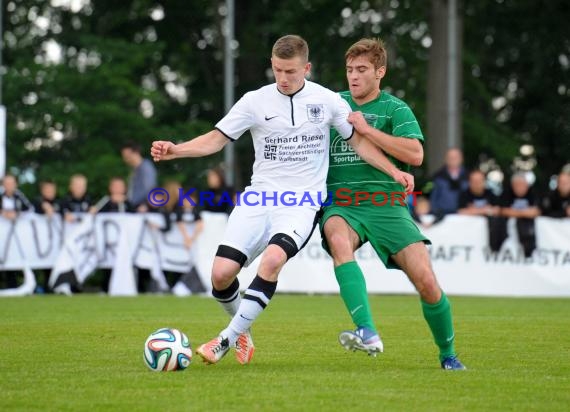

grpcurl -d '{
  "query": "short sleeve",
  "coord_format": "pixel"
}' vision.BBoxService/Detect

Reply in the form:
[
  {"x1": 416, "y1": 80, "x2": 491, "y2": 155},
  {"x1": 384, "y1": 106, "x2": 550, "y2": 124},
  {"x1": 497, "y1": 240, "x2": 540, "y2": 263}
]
[
  {"x1": 390, "y1": 103, "x2": 424, "y2": 142},
  {"x1": 330, "y1": 93, "x2": 354, "y2": 140},
  {"x1": 215, "y1": 93, "x2": 254, "y2": 141}
]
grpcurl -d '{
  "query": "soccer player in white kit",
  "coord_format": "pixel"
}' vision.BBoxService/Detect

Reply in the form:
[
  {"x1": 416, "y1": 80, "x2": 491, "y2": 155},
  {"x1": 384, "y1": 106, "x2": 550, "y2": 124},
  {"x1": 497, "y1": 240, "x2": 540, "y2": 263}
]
[{"x1": 151, "y1": 35, "x2": 414, "y2": 365}]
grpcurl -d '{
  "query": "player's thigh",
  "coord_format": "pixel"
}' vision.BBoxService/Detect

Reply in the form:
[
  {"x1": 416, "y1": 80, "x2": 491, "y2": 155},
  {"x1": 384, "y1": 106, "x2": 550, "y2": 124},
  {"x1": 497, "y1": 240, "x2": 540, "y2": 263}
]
[
  {"x1": 365, "y1": 211, "x2": 430, "y2": 269},
  {"x1": 319, "y1": 205, "x2": 366, "y2": 255},
  {"x1": 269, "y1": 205, "x2": 320, "y2": 250},
  {"x1": 220, "y1": 203, "x2": 269, "y2": 266},
  {"x1": 323, "y1": 215, "x2": 361, "y2": 259}
]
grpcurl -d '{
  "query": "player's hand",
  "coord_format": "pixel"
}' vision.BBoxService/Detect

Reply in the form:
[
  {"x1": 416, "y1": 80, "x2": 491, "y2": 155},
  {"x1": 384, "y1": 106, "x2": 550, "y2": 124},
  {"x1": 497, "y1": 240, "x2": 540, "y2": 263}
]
[
  {"x1": 392, "y1": 170, "x2": 415, "y2": 193},
  {"x1": 347, "y1": 111, "x2": 371, "y2": 134},
  {"x1": 151, "y1": 141, "x2": 177, "y2": 162}
]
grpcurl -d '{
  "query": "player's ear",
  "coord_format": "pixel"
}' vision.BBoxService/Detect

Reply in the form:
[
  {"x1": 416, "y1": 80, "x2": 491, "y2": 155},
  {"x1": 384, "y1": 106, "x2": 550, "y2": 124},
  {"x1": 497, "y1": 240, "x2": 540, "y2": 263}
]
[
  {"x1": 304, "y1": 62, "x2": 312, "y2": 78},
  {"x1": 376, "y1": 65, "x2": 386, "y2": 79}
]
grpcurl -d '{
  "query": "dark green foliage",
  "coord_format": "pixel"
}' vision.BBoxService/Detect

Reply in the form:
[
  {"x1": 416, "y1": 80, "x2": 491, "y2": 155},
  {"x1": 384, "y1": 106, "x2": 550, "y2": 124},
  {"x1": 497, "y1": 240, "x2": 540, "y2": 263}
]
[{"x1": 2, "y1": 0, "x2": 568, "y2": 197}]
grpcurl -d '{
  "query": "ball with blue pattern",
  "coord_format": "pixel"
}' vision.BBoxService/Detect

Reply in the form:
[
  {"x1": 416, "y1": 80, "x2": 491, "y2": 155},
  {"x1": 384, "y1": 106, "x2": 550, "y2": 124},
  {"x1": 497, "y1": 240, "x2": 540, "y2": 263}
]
[{"x1": 143, "y1": 328, "x2": 193, "y2": 371}]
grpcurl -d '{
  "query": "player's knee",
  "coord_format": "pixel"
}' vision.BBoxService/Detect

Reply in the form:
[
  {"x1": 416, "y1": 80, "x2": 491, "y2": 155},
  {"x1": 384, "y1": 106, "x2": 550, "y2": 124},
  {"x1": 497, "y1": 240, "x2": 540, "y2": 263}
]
[
  {"x1": 268, "y1": 233, "x2": 298, "y2": 260},
  {"x1": 259, "y1": 246, "x2": 288, "y2": 277},
  {"x1": 211, "y1": 246, "x2": 245, "y2": 289},
  {"x1": 413, "y1": 269, "x2": 440, "y2": 300},
  {"x1": 210, "y1": 265, "x2": 236, "y2": 289},
  {"x1": 327, "y1": 231, "x2": 353, "y2": 258}
]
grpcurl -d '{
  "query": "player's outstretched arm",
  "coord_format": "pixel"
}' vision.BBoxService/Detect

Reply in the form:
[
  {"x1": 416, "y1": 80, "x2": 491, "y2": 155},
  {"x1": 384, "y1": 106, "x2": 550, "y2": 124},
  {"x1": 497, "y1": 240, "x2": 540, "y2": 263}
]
[
  {"x1": 151, "y1": 129, "x2": 229, "y2": 162},
  {"x1": 348, "y1": 111, "x2": 423, "y2": 166},
  {"x1": 349, "y1": 134, "x2": 414, "y2": 192}
]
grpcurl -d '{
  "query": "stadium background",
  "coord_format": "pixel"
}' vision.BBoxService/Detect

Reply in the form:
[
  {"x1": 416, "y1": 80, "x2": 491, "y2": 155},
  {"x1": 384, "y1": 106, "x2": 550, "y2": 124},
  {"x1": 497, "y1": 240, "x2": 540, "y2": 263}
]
[
  {"x1": 1, "y1": 1, "x2": 569, "y2": 411},
  {"x1": 2, "y1": 0, "x2": 569, "y2": 196}
]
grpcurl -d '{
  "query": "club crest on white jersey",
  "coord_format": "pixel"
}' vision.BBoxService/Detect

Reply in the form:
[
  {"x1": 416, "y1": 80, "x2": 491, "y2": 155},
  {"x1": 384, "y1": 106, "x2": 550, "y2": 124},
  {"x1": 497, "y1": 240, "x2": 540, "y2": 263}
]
[{"x1": 307, "y1": 104, "x2": 324, "y2": 124}]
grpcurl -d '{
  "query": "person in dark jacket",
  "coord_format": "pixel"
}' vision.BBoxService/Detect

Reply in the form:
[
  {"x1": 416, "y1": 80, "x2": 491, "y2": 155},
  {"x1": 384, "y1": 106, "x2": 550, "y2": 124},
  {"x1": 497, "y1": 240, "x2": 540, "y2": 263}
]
[
  {"x1": 430, "y1": 148, "x2": 469, "y2": 217},
  {"x1": 500, "y1": 173, "x2": 541, "y2": 257},
  {"x1": 91, "y1": 177, "x2": 135, "y2": 214},
  {"x1": 33, "y1": 179, "x2": 62, "y2": 217},
  {"x1": 0, "y1": 174, "x2": 34, "y2": 289},
  {"x1": 61, "y1": 174, "x2": 92, "y2": 222},
  {"x1": 541, "y1": 170, "x2": 570, "y2": 218},
  {"x1": 457, "y1": 170, "x2": 500, "y2": 217}
]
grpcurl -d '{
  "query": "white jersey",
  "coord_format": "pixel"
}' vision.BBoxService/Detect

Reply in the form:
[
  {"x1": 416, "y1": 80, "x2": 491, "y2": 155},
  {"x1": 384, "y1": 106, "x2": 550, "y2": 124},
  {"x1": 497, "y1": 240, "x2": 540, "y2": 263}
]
[{"x1": 215, "y1": 80, "x2": 354, "y2": 195}]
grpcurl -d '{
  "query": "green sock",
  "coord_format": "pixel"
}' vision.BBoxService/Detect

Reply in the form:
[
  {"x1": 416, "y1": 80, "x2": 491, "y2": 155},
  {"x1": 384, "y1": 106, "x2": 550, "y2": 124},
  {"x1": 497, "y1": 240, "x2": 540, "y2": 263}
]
[
  {"x1": 421, "y1": 292, "x2": 456, "y2": 361},
  {"x1": 335, "y1": 261, "x2": 377, "y2": 333}
]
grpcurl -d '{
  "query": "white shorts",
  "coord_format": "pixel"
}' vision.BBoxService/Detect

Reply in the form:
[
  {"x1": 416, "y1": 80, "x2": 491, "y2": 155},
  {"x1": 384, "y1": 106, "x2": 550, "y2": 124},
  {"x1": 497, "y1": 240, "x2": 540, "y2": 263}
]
[{"x1": 220, "y1": 202, "x2": 320, "y2": 267}]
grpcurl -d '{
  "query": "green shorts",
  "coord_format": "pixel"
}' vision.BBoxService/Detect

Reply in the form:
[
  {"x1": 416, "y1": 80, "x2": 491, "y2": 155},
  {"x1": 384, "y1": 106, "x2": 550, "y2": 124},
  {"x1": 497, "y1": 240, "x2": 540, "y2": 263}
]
[{"x1": 319, "y1": 204, "x2": 430, "y2": 270}]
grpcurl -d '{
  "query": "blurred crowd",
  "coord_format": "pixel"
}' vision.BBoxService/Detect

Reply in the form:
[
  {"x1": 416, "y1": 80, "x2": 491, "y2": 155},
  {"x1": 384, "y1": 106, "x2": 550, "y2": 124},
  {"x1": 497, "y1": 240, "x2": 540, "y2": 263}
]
[
  {"x1": 1, "y1": 143, "x2": 569, "y2": 292},
  {"x1": 412, "y1": 148, "x2": 570, "y2": 258},
  {"x1": 0, "y1": 141, "x2": 234, "y2": 293}
]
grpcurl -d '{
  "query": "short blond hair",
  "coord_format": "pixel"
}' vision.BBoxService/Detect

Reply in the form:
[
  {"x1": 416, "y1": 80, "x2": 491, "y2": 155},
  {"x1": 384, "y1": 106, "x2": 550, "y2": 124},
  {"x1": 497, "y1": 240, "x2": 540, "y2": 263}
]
[
  {"x1": 272, "y1": 35, "x2": 309, "y2": 62},
  {"x1": 345, "y1": 38, "x2": 387, "y2": 69}
]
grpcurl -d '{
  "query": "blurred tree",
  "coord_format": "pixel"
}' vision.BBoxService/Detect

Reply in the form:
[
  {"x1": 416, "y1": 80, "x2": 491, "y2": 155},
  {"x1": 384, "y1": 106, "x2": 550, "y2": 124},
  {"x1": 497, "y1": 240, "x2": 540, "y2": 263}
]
[
  {"x1": 462, "y1": 0, "x2": 570, "y2": 187},
  {"x1": 2, "y1": 0, "x2": 568, "y2": 197},
  {"x1": 3, "y1": 0, "x2": 217, "y2": 197}
]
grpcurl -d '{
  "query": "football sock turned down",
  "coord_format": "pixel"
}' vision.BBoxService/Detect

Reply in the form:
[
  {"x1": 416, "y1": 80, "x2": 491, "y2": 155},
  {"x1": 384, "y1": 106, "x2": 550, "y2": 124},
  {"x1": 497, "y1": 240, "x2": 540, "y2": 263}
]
[
  {"x1": 212, "y1": 278, "x2": 241, "y2": 317},
  {"x1": 421, "y1": 291, "x2": 456, "y2": 361},
  {"x1": 221, "y1": 275, "x2": 277, "y2": 346},
  {"x1": 335, "y1": 261, "x2": 377, "y2": 333}
]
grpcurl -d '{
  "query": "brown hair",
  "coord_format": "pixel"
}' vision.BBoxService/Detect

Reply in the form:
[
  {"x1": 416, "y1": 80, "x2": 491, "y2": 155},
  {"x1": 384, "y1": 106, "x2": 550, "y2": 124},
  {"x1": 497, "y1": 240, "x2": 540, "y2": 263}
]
[
  {"x1": 345, "y1": 38, "x2": 387, "y2": 69},
  {"x1": 272, "y1": 35, "x2": 309, "y2": 62}
]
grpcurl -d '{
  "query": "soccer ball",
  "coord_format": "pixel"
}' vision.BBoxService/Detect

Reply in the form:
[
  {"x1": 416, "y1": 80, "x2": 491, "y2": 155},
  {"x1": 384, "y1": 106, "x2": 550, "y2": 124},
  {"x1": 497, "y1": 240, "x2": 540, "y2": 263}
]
[{"x1": 143, "y1": 328, "x2": 193, "y2": 371}]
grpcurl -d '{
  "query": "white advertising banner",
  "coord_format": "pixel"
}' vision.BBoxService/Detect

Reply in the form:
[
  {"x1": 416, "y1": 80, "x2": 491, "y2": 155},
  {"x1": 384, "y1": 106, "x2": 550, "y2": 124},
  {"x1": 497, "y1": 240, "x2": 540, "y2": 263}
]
[{"x1": 1, "y1": 213, "x2": 569, "y2": 297}]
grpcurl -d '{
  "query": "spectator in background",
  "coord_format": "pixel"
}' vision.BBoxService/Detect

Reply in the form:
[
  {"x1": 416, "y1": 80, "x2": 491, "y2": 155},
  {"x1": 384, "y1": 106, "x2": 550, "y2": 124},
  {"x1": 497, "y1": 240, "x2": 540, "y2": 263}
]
[
  {"x1": 430, "y1": 148, "x2": 469, "y2": 217},
  {"x1": 457, "y1": 170, "x2": 500, "y2": 217},
  {"x1": 91, "y1": 177, "x2": 135, "y2": 214},
  {"x1": 0, "y1": 174, "x2": 34, "y2": 220},
  {"x1": 146, "y1": 181, "x2": 205, "y2": 293},
  {"x1": 61, "y1": 174, "x2": 92, "y2": 222},
  {"x1": 0, "y1": 174, "x2": 33, "y2": 289},
  {"x1": 121, "y1": 141, "x2": 157, "y2": 212},
  {"x1": 411, "y1": 196, "x2": 442, "y2": 229},
  {"x1": 32, "y1": 179, "x2": 62, "y2": 293},
  {"x1": 458, "y1": 170, "x2": 503, "y2": 253},
  {"x1": 33, "y1": 179, "x2": 62, "y2": 217},
  {"x1": 541, "y1": 170, "x2": 570, "y2": 218},
  {"x1": 202, "y1": 167, "x2": 234, "y2": 214},
  {"x1": 500, "y1": 173, "x2": 540, "y2": 257},
  {"x1": 90, "y1": 177, "x2": 134, "y2": 293}
]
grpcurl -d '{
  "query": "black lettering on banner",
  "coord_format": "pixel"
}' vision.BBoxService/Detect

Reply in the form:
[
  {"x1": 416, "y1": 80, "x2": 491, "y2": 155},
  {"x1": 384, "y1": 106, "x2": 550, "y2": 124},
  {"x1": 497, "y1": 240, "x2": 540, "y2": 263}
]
[
  {"x1": 160, "y1": 225, "x2": 192, "y2": 269},
  {"x1": 132, "y1": 220, "x2": 157, "y2": 264},
  {"x1": 101, "y1": 219, "x2": 120, "y2": 263},
  {"x1": 74, "y1": 229, "x2": 97, "y2": 276},
  {"x1": 562, "y1": 251, "x2": 570, "y2": 265},
  {"x1": 301, "y1": 243, "x2": 328, "y2": 260},
  {"x1": 355, "y1": 246, "x2": 376, "y2": 260},
  {"x1": 0, "y1": 222, "x2": 16, "y2": 265},
  {"x1": 30, "y1": 218, "x2": 60, "y2": 259},
  {"x1": 429, "y1": 245, "x2": 473, "y2": 262}
]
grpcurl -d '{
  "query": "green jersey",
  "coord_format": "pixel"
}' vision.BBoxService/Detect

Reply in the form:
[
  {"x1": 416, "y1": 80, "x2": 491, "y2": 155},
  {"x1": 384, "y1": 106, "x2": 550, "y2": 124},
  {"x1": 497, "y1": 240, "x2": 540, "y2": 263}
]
[{"x1": 327, "y1": 90, "x2": 424, "y2": 201}]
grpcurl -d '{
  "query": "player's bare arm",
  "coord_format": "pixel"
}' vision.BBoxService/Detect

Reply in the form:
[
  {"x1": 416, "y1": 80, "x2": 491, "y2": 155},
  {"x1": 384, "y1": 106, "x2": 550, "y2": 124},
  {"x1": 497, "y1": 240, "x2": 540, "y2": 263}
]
[
  {"x1": 348, "y1": 111, "x2": 423, "y2": 166},
  {"x1": 349, "y1": 133, "x2": 415, "y2": 192},
  {"x1": 151, "y1": 129, "x2": 229, "y2": 162}
]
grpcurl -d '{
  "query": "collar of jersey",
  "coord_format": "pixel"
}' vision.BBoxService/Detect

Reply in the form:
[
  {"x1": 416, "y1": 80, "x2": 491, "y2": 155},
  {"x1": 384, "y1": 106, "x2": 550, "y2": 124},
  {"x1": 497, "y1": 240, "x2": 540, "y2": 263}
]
[
  {"x1": 349, "y1": 89, "x2": 383, "y2": 109},
  {"x1": 276, "y1": 81, "x2": 306, "y2": 98}
]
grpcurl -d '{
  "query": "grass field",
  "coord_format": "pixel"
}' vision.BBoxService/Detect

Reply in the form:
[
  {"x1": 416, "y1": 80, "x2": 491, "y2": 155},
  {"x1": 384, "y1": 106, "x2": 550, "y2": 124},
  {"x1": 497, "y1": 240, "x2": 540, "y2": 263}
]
[{"x1": 1, "y1": 294, "x2": 569, "y2": 411}]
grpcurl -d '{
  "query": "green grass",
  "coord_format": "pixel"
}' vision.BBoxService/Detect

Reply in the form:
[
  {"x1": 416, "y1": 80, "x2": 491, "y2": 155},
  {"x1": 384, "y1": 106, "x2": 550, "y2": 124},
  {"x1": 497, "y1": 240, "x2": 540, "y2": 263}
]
[{"x1": 1, "y1": 295, "x2": 569, "y2": 411}]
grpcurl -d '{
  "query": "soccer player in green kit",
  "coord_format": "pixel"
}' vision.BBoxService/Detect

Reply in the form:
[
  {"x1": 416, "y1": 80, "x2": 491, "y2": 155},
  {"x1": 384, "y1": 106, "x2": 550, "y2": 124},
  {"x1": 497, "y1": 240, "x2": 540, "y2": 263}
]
[{"x1": 321, "y1": 38, "x2": 466, "y2": 370}]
